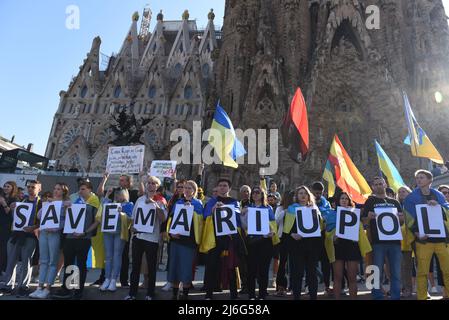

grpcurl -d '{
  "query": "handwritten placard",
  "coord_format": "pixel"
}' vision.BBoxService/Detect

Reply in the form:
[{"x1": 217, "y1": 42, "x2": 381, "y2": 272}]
[
  {"x1": 149, "y1": 160, "x2": 177, "y2": 178},
  {"x1": 106, "y1": 145, "x2": 145, "y2": 174}
]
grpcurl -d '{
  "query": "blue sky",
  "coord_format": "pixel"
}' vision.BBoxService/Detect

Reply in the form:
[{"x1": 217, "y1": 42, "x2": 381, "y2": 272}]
[
  {"x1": 0, "y1": 0, "x2": 224, "y2": 155},
  {"x1": 0, "y1": 1, "x2": 448, "y2": 156}
]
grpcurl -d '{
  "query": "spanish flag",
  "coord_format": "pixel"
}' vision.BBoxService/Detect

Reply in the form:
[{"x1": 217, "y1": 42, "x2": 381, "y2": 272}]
[
  {"x1": 403, "y1": 92, "x2": 444, "y2": 164},
  {"x1": 322, "y1": 159, "x2": 336, "y2": 197},
  {"x1": 282, "y1": 87, "x2": 309, "y2": 162},
  {"x1": 328, "y1": 135, "x2": 371, "y2": 204},
  {"x1": 208, "y1": 102, "x2": 246, "y2": 168},
  {"x1": 375, "y1": 140, "x2": 406, "y2": 193}
]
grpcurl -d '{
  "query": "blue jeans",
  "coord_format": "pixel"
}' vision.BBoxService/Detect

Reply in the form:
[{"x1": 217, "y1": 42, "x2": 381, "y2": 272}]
[
  {"x1": 38, "y1": 231, "x2": 61, "y2": 286},
  {"x1": 372, "y1": 243, "x2": 402, "y2": 300},
  {"x1": 103, "y1": 233, "x2": 125, "y2": 280}
]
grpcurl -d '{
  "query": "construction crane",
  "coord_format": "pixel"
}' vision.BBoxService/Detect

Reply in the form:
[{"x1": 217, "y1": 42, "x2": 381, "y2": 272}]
[{"x1": 139, "y1": 5, "x2": 152, "y2": 39}]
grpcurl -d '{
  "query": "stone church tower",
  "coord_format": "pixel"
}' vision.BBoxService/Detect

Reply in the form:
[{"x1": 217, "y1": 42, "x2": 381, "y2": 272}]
[
  {"x1": 212, "y1": 0, "x2": 449, "y2": 192},
  {"x1": 45, "y1": 9, "x2": 221, "y2": 178},
  {"x1": 46, "y1": 1, "x2": 449, "y2": 194}
]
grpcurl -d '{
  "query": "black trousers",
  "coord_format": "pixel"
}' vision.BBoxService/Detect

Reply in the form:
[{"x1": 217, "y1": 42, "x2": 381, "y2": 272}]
[
  {"x1": 129, "y1": 237, "x2": 158, "y2": 297},
  {"x1": 120, "y1": 233, "x2": 131, "y2": 284},
  {"x1": 276, "y1": 236, "x2": 289, "y2": 289},
  {"x1": 0, "y1": 228, "x2": 10, "y2": 273},
  {"x1": 247, "y1": 238, "x2": 273, "y2": 299},
  {"x1": 288, "y1": 237, "x2": 321, "y2": 300},
  {"x1": 205, "y1": 247, "x2": 237, "y2": 299},
  {"x1": 319, "y1": 236, "x2": 331, "y2": 288},
  {"x1": 62, "y1": 238, "x2": 91, "y2": 293},
  {"x1": 238, "y1": 234, "x2": 248, "y2": 290}
]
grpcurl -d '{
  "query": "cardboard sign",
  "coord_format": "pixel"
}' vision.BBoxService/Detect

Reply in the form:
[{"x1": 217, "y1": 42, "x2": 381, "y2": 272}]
[
  {"x1": 63, "y1": 204, "x2": 87, "y2": 234},
  {"x1": 133, "y1": 202, "x2": 157, "y2": 233},
  {"x1": 295, "y1": 206, "x2": 321, "y2": 238},
  {"x1": 214, "y1": 205, "x2": 238, "y2": 237},
  {"x1": 374, "y1": 207, "x2": 403, "y2": 241},
  {"x1": 13, "y1": 202, "x2": 34, "y2": 231},
  {"x1": 416, "y1": 204, "x2": 447, "y2": 239},
  {"x1": 101, "y1": 203, "x2": 121, "y2": 233},
  {"x1": 40, "y1": 201, "x2": 63, "y2": 230},
  {"x1": 169, "y1": 204, "x2": 194, "y2": 236},
  {"x1": 106, "y1": 145, "x2": 145, "y2": 174},
  {"x1": 247, "y1": 207, "x2": 270, "y2": 236},
  {"x1": 336, "y1": 207, "x2": 361, "y2": 241},
  {"x1": 149, "y1": 160, "x2": 177, "y2": 178}
]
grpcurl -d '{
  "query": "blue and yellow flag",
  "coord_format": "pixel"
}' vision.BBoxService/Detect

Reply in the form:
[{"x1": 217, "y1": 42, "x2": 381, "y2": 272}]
[
  {"x1": 322, "y1": 159, "x2": 336, "y2": 197},
  {"x1": 208, "y1": 102, "x2": 246, "y2": 168},
  {"x1": 375, "y1": 140, "x2": 406, "y2": 193},
  {"x1": 403, "y1": 92, "x2": 444, "y2": 164}
]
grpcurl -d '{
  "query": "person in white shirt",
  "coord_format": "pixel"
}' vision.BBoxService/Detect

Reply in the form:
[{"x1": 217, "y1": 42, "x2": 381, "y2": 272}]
[
  {"x1": 274, "y1": 190, "x2": 295, "y2": 296},
  {"x1": 124, "y1": 176, "x2": 167, "y2": 301}
]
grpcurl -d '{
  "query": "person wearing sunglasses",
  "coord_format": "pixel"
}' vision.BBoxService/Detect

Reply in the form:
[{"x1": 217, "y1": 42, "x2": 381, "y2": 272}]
[{"x1": 240, "y1": 186, "x2": 278, "y2": 300}]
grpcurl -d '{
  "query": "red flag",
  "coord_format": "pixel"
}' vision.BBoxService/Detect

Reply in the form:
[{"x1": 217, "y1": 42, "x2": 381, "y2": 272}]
[{"x1": 282, "y1": 87, "x2": 309, "y2": 161}]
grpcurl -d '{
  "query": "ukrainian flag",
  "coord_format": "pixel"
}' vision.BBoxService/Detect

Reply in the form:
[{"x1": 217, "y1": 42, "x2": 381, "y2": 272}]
[
  {"x1": 208, "y1": 102, "x2": 246, "y2": 168},
  {"x1": 403, "y1": 92, "x2": 444, "y2": 164},
  {"x1": 322, "y1": 159, "x2": 336, "y2": 197},
  {"x1": 375, "y1": 140, "x2": 406, "y2": 193}
]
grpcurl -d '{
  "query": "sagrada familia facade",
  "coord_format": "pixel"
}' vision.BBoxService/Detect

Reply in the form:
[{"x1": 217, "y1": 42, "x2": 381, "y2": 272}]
[{"x1": 46, "y1": 0, "x2": 449, "y2": 193}]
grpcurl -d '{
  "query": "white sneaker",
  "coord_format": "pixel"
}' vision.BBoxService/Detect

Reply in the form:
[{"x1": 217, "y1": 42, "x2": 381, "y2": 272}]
[
  {"x1": 271, "y1": 277, "x2": 277, "y2": 288},
  {"x1": 144, "y1": 295, "x2": 153, "y2": 300},
  {"x1": 431, "y1": 286, "x2": 438, "y2": 294},
  {"x1": 29, "y1": 288, "x2": 43, "y2": 299},
  {"x1": 36, "y1": 288, "x2": 50, "y2": 299},
  {"x1": 100, "y1": 279, "x2": 111, "y2": 291},
  {"x1": 162, "y1": 282, "x2": 172, "y2": 291},
  {"x1": 107, "y1": 280, "x2": 117, "y2": 292}
]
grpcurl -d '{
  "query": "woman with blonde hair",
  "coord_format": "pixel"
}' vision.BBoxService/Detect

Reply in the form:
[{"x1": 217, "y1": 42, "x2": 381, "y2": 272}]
[
  {"x1": 166, "y1": 180, "x2": 204, "y2": 300},
  {"x1": 284, "y1": 186, "x2": 323, "y2": 300}
]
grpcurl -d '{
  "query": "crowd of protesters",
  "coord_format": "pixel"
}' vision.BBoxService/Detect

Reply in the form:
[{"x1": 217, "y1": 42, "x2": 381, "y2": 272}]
[{"x1": 0, "y1": 166, "x2": 448, "y2": 301}]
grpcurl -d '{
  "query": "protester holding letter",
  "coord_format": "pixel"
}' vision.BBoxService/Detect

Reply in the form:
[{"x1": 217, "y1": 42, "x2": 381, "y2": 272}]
[
  {"x1": 0, "y1": 181, "x2": 18, "y2": 275},
  {"x1": 200, "y1": 179, "x2": 244, "y2": 300},
  {"x1": 324, "y1": 192, "x2": 371, "y2": 299},
  {"x1": 273, "y1": 191, "x2": 294, "y2": 296},
  {"x1": 29, "y1": 183, "x2": 69, "y2": 299},
  {"x1": 53, "y1": 181, "x2": 100, "y2": 300},
  {"x1": 362, "y1": 177, "x2": 404, "y2": 300},
  {"x1": 0, "y1": 180, "x2": 41, "y2": 297},
  {"x1": 403, "y1": 170, "x2": 449, "y2": 300},
  {"x1": 311, "y1": 182, "x2": 333, "y2": 296},
  {"x1": 240, "y1": 186, "x2": 279, "y2": 300},
  {"x1": 166, "y1": 180, "x2": 203, "y2": 300},
  {"x1": 98, "y1": 189, "x2": 134, "y2": 292},
  {"x1": 125, "y1": 176, "x2": 167, "y2": 301},
  {"x1": 284, "y1": 186, "x2": 323, "y2": 300}
]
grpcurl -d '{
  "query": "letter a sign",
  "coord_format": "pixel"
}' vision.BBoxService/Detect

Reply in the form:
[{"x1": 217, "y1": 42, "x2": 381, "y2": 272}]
[
  {"x1": 40, "y1": 201, "x2": 63, "y2": 230},
  {"x1": 169, "y1": 205, "x2": 194, "y2": 237},
  {"x1": 214, "y1": 205, "x2": 238, "y2": 237}
]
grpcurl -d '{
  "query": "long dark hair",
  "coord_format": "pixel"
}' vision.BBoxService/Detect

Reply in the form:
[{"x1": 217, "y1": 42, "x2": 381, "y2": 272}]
[
  {"x1": 337, "y1": 192, "x2": 355, "y2": 208},
  {"x1": 281, "y1": 190, "x2": 295, "y2": 209},
  {"x1": 250, "y1": 186, "x2": 267, "y2": 206}
]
